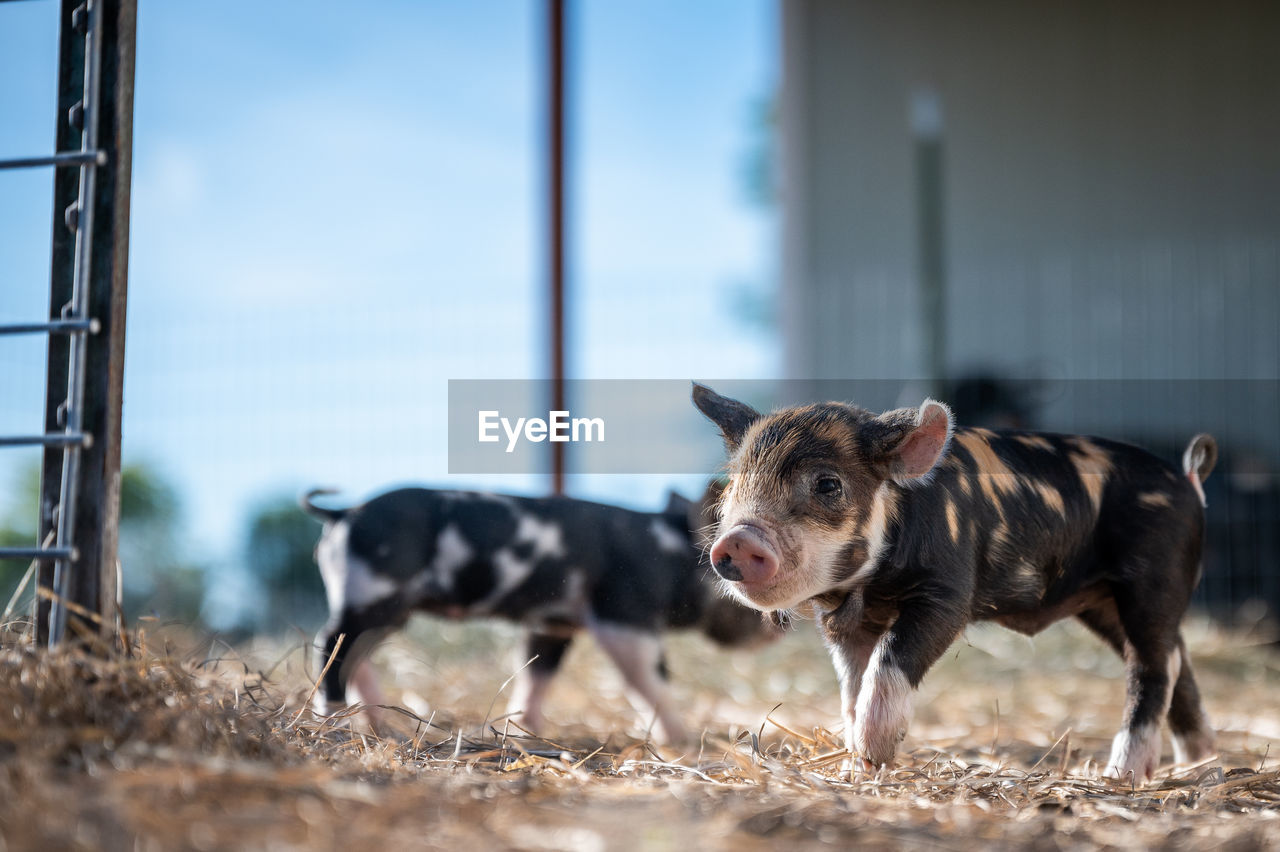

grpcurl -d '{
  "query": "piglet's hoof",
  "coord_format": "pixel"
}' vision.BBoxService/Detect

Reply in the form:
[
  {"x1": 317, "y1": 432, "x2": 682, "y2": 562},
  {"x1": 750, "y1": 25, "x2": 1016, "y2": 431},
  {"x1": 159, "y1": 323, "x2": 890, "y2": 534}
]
[
  {"x1": 1104, "y1": 726, "x2": 1161, "y2": 784},
  {"x1": 853, "y1": 671, "x2": 913, "y2": 767},
  {"x1": 310, "y1": 702, "x2": 357, "y2": 729},
  {"x1": 837, "y1": 754, "x2": 880, "y2": 782}
]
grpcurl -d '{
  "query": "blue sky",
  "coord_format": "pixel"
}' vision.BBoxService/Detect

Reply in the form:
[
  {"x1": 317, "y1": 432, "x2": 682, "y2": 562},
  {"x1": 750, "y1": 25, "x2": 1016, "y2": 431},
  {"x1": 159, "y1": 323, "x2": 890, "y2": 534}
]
[{"x1": 0, "y1": 1, "x2": 778, "y2": 613}]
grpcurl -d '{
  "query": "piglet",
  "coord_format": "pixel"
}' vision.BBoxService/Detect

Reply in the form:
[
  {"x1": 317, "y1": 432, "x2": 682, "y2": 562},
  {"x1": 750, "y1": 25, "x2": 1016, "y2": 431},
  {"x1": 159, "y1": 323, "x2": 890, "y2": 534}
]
[
  {"x1": 693, "y1": 383, "x2": 1217, "y2": 781},
  {"x1": 302, "y1": 482, "x2": 779, "y2": 743}
]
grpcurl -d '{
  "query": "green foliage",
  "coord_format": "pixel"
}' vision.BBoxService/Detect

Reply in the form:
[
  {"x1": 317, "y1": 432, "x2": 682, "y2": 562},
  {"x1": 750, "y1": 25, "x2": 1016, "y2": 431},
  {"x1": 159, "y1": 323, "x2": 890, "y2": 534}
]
[
  {"x1": 1, "y1": 462, "x2": 47, "y2": 610},
  {"x1": 0, "y1": 526, "x2": 33, "y2": 612},
  {"x1": 119, "y1": 464, "x2": 181, "y2": 526},
  {"x1": 243, "y1": 495, "x2": 325, "y2": 634},
  {"x1": 1, "y1": 462, "x2": 330, "y2": 635},
  {"x1": 0, "y1": 462, "x2": 41, "y2": 601},
  {"x1": 739, "y1": 93, "x2": 777, "y2": 210},
  {"x1": 722, "y1": 277, "x2": 777, "y2": 333},
  {"x1": 727, "y1": 92, "x2": 778, "y2": 334},
  {"x1": 0, "y1": 459, "x2": 205, "y2": 625}
]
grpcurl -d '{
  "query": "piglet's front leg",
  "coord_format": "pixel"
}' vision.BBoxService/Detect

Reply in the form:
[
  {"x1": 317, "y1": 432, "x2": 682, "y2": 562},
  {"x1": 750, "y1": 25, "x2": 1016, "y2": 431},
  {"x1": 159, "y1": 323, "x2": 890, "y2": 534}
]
[
  {"x1": 851, "y1": 599, "x2": 967, "y2": 768},
  {"x1": 820, "y1": 592, "x2": 881, "y2": 775},
  {"x1": 827, "y1": 633, "x2": 879, "y2": 775}
]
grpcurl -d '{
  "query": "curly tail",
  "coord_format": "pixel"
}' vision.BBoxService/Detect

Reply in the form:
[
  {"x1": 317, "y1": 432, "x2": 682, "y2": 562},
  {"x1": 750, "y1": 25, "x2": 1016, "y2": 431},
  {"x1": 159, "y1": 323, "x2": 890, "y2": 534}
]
[
  {"x1": 299, "y1": 488, "x2": 349, "y2": 523},
  {"x1": 1182, "y1": 434, "x2": 1218, "y2": 508}
]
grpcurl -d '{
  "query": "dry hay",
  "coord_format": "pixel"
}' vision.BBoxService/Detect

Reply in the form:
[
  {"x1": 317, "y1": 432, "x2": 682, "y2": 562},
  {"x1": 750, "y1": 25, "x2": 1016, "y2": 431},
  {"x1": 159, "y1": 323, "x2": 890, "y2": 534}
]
[{"x1": 0, "y1": 613, "x2": 1278, "y2": 851}]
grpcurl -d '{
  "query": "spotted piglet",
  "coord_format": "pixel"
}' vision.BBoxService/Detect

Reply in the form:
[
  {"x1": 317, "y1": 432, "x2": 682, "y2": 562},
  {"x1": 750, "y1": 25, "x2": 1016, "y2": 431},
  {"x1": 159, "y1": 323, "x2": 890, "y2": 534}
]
[
  {"x1": 692, "y1": 383, "x2": 1218, "y2": 781},
  {"x1": 301, "y1": 484, "x2": 777, "y2": 743}
]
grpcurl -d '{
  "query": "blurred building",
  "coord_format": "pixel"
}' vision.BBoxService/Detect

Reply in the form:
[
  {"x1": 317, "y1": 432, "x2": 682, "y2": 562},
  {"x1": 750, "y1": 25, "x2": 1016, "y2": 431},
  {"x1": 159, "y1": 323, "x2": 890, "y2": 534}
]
[{"x1": 777, "y1": 1, "x2": 1279, "y2": 622}]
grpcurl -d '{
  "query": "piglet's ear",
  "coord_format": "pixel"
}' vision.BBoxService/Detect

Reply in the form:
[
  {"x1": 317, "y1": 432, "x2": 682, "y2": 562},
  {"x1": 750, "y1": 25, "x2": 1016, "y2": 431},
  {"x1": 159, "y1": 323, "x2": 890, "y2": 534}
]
[
  {"x1": 864, "y1": 399, "x2": 954, "y2": 485},
  {"x1": 663, "y1": 490, "x2": 693, "y2": 517},
  {"x1": 692, "y1": 383, "x2": 761, "y2": 451}
]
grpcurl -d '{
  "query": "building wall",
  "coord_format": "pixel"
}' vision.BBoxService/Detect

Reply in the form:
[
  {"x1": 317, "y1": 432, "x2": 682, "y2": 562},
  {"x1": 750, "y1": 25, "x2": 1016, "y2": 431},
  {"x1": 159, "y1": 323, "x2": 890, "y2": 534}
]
[{"x1": 780, "y1": 0, "x2": 1279, "y2": 453}]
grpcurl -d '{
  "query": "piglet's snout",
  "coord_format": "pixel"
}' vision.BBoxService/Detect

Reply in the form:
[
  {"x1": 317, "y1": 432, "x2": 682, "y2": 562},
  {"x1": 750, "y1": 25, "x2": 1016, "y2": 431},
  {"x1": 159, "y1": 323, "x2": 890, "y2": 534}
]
[{"x1": 710, "y1": 524, "x2": 779, "y2": 585}]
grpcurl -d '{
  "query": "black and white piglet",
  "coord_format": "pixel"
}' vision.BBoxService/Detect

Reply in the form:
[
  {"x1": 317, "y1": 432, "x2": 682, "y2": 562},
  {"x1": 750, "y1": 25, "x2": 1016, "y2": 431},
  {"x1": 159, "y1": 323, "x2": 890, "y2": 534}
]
[
  {"x1": 693, "y1": 383, "x2": 1217, "y2": 781},
  {"x1": 301, "y1": 484, "x2": 776, "y2": 743}
]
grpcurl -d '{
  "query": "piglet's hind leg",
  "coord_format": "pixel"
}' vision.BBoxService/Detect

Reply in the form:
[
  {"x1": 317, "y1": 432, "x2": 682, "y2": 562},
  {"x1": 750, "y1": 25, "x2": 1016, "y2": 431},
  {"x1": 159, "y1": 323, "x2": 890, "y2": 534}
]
[
  {"x1": 1103, "y1": 596, "x2": 1185, "y2": 782},
  {"x1": 507, "y1": 632, "x2": 574, "y2": 734},
  {"x1": 1167, "y1": 639, "x2": 1215, "y2": 765},
  {"x1": 591, "y1": 622, "x2": 689, "y2": 746}
]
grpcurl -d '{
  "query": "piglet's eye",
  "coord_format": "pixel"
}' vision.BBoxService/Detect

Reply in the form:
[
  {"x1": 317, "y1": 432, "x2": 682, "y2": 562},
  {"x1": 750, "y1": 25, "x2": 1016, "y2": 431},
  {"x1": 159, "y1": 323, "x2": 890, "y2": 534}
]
[{"x1": 815, "y1": 477, "x2": 842, "y2": 496}]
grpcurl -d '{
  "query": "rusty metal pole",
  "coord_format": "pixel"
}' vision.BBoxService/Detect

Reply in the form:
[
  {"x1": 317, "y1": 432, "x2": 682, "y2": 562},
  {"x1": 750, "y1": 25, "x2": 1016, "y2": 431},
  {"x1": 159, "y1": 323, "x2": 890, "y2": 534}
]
[{"x1": 548, "y1": 0, "x2": 567, "y2": 496}]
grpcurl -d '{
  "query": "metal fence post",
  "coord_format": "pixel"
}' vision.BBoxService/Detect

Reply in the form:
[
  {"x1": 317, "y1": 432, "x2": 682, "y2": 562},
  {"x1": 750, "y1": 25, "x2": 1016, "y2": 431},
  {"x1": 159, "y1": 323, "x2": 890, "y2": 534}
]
[{"x1": 34, "y1": 0, "x2": 136, "y2": 645}]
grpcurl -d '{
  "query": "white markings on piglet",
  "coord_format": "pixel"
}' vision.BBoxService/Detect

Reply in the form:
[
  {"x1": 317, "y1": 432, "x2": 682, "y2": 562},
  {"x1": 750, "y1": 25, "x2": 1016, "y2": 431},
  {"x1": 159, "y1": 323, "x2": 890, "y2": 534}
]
[
  {"x1": 1105, "y1": 723, "x2": 1162, "y2": 783},
  {"x1": 315, "y1": 520, "x2": 398, "y2": 614},
  {"x1": 1137, "y1": 491, "x2": 1173, "y2": 509},
  {"x1": 472, "y1": 514, "x2": 567, "y2": 612},
  {"x1": 649, "y1": 519, "x2": 687, "y2": 555},
  {"x1": 826, "y1": 629, "x2": 877, "y2": 770},
  {"x1": 1105, "y1": 647, "x2": 1181, "y2": 781},
  {"x1": 315, "y1": 521, "x2": 350, "y2": 615},
  {"x1": 853, "y1": 644, "x2": 914, "y2": 767},
  {"x1": 839, "y1": 482, "x2": 895, "y2": 589},
  {"x1": 430, "y1": 524, "x2": 473, "y2": 592},
  {"x1": 516, "y1": 513, "x2": 567, "y2": 560},
  {"x1": 1166, "y1": 645, "x2": 1183, "y2": 691}
]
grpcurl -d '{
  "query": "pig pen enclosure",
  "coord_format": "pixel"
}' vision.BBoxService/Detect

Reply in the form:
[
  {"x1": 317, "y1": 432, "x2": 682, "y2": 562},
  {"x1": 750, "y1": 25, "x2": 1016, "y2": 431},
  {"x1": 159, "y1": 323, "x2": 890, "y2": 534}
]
[
  {"x1": 3, "y1": 615, "x2": 1280, "y2": 849},
  {"x1": 4, "y1": 0, "x2": 1280, "y2": 849}
]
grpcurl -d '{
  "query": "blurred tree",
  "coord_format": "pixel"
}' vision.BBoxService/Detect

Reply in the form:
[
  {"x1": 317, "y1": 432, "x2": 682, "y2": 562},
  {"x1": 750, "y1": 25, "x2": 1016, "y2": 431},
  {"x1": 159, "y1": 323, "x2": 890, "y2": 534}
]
[
  {"x1": 0, "y1": 527, "x2": 32, "y2": 609},
  {"x1": 0, "y1": 460, "x2": 205, "y2": 624},
  {"x1": 114, "y1": 464, "x2": 205, "y2": 625},
  {"x1": 0, "y1": 462, "x2": 43, "y2": 606},
  {"x1": 724, "y1": 92, "x2": 779, "y2": 334},
  {"x1": 0, "y1": 460, "x2": 42, "y2": 606},
  {"x1": 242, "y1": 495, "x2": 325, "y2": 634},
  {"x1": 739, "y1": 93, "x2": 777, "y2": 210}
]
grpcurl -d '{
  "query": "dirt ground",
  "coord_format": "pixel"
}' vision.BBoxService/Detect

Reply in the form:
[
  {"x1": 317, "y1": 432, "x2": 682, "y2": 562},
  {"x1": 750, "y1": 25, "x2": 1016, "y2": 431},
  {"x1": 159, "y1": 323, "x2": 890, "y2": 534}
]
[{"x1": 1, "y1": 613, "x2": 1279, "y2": 851}]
